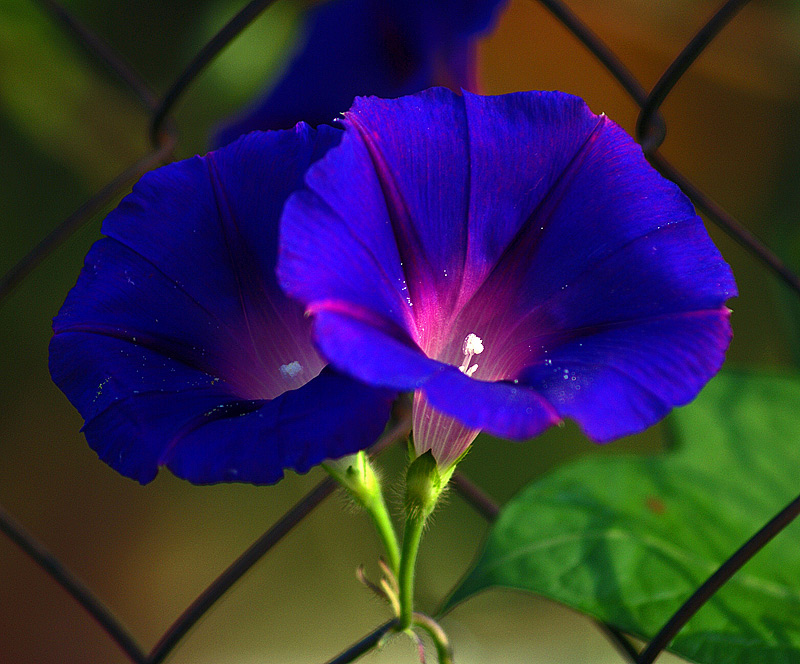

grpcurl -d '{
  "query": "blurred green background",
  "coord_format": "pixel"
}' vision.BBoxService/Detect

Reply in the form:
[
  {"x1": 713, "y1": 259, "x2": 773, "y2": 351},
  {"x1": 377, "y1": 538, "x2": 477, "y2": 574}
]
[{"x1": 1, "y1": 0, "x2": 799, "y2": 662}]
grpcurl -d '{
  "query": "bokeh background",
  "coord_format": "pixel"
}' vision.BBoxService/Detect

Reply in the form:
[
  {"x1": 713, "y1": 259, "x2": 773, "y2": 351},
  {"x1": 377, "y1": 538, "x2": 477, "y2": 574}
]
[{"x1": 1, "y1": 0, "x2": 799, "y2": 662}]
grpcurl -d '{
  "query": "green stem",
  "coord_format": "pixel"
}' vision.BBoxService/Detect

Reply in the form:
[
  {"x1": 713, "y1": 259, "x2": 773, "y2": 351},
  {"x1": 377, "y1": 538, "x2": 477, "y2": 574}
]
[
  {"x1": 322, "y1": 453, "x2": 401, "y2": 574},
  {"x1": 397, "y1": 510, "x2": 426, "y2": 631},
  {"x1": 364, "y1": 491, "x2": 401, "y2": 574},
  {"x1": 413, "y1": 613, "x2": 453, "y2": 664}
]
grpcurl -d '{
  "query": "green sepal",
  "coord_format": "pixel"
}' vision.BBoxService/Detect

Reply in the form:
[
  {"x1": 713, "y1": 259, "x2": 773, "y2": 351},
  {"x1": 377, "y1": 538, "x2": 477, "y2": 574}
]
[
  {"x1": 405, "y1": 451, "x2": 450, "y2": 519},
  {"x1": 322, "y1": 450, "x2": 379, "y2": 510}
]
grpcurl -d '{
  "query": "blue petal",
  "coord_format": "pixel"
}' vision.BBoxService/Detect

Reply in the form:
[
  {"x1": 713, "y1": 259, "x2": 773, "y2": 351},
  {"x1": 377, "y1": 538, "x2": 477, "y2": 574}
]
[
  {"x1": 311, "y1": 310, "x2": 443, "y2": 390},
  {"x1": 215, "y1": 0, "x2": 507, "y2": 146},
  {"x1": 517, "y1": 310, "x2": 733, "y2": 441},
  {"x1": 51, "y1": 125, "x2": 396, "y2": 484},
  {"x1": 52, "y1": 239, "x2": 272, "y2": 404},
  {"x1": 279, "y1": 89, "x2": 736, "y2": 457},
  {"x1": 165, "y1": 367, "x2": 393, "y2": 484},
  {"x1": 105, "y1": 126, "x2": 342, "y2": 353},
  {"x1": 455, "y1": 92, "x2": 735, "y2": 322},
  {"x1": 280, "y1": 88, "x2": 476, "y2": 349},
  {"x1": 51, "y1": 326, "x2": 394, "y2": 484},
  {"x1": 422, "y1": 370, "x2": 560, "y2": 440},
  {"x1": 77, "y1": 366, "x2": 393, "y2": 485}
]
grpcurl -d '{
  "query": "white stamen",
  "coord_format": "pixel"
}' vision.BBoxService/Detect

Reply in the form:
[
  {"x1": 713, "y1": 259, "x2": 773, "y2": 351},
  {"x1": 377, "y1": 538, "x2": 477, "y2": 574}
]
[
  {"x1": 280, "y1": 361, "x2": 303, "y2": 379},
  {"x1": 458, "y1": 333, "x2": 484, "y2": 377}
]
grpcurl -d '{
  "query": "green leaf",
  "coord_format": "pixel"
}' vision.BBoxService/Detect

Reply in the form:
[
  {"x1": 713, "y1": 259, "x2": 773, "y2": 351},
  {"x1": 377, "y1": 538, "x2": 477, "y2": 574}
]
[{"x1": 447, "y1": 371, "x2": 800, "y2": 663}]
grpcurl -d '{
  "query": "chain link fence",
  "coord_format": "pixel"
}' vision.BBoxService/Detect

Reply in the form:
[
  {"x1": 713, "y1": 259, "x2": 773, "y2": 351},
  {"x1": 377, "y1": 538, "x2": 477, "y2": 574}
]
[{"x1": 1, "y1": 0, "x2": 798, "y2": 662}]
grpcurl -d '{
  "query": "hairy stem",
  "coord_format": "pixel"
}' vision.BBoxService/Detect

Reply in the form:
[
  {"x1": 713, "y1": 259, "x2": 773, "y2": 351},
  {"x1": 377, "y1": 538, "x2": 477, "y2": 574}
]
[
  {"x1": 398, "y1": 511, "x2": 427, "y2": 631},
  {"x1": 366, "y1": 490, "x2": 401, "y2": 575}
]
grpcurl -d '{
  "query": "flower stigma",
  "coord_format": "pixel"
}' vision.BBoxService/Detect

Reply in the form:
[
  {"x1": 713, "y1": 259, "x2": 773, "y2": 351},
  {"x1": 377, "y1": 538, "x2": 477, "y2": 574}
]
[{"x1": 458, "y1": 333, "x2": 484, "y2": 378}]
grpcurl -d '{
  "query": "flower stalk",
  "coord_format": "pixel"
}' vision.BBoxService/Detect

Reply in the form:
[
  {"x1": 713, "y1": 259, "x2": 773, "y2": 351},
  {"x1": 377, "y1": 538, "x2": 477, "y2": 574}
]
[
  {"x1": 323, "y1": 451, "x2": 401, "y2": 573},
  {"x1": 398, "y1": 508, "x2": 426, "y2": 631},
  {"x1": 397, "y1": 451, "x2": 453, "y2": 631}
]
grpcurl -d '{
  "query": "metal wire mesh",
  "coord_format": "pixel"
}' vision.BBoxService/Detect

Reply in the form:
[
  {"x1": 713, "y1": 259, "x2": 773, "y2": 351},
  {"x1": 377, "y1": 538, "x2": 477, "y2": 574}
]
[{"x1": 2, "y1": 0, "x2": 799, "y2": 662}]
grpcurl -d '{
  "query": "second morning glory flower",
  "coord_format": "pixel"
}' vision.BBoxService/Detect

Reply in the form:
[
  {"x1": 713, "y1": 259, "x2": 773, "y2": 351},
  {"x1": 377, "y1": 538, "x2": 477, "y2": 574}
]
[
  {"x1": 215, "y1": 0, "x2": 507, "y2": 146},
  {"x1": 49, "y1": 125, "x2": 395, "y2": 485},
  {"x1": 278, "y1": 88, "x2": 737, "y2": 468}
]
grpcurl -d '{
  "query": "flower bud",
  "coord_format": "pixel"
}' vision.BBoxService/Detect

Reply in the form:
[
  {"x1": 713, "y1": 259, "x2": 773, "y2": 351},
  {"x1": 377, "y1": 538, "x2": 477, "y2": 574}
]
[
  {"x1": 404, "y1": 451, "x2": 450, "y2": 519},
  {"x1": 323, "y1": 451, "x2": 380, "y2": 510}
]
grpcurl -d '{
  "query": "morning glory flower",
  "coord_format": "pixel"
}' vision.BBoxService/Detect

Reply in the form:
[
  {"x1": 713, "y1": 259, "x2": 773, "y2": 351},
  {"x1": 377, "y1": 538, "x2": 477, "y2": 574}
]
[
  {"x1": 278, "y1": 88, "x2": 737, "y2": 468},
  {"x1": 49, "y1": 125, "x2": 395, "y2": 485},
  {"x1": 215, "y1": 0, "x2": 507, "y2": 146}
]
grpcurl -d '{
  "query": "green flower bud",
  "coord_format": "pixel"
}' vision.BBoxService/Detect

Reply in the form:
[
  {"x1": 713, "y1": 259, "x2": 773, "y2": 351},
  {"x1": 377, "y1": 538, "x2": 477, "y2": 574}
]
[
  {"x1": 323, "y1": 451, "x2": 379, "y2": 509},
  {"x1": 404, "y1": 451, "x2": 452, "y2": 519}
]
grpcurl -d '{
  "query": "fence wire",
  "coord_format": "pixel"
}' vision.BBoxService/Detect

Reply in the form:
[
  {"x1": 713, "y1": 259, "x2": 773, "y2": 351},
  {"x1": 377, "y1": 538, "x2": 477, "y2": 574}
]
[{"x1": 2, "y1": 0, "x2": 799, "y2": 662}]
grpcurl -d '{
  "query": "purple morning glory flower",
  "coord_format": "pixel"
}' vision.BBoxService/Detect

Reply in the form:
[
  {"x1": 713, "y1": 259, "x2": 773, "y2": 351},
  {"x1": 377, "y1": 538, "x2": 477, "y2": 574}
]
[
  {"x1": 49, "y1": 125, "x2": 395, "y2": 485},
  {"x1": 278, "y1": 88, "x2": 737, "y2": 468},
  {"x1": 215, "y1": 0, "x2": 507, "y2": 146}
]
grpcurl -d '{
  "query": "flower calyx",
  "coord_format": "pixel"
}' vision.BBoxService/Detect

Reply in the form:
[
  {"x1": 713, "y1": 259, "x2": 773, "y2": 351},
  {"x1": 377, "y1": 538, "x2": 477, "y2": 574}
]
[
  {"x1": 404, "y1": 450, "x2": 453, "y2": 520},
  {"x1": 323, "y1": 450, "x2": 380, "y2": 510}
]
